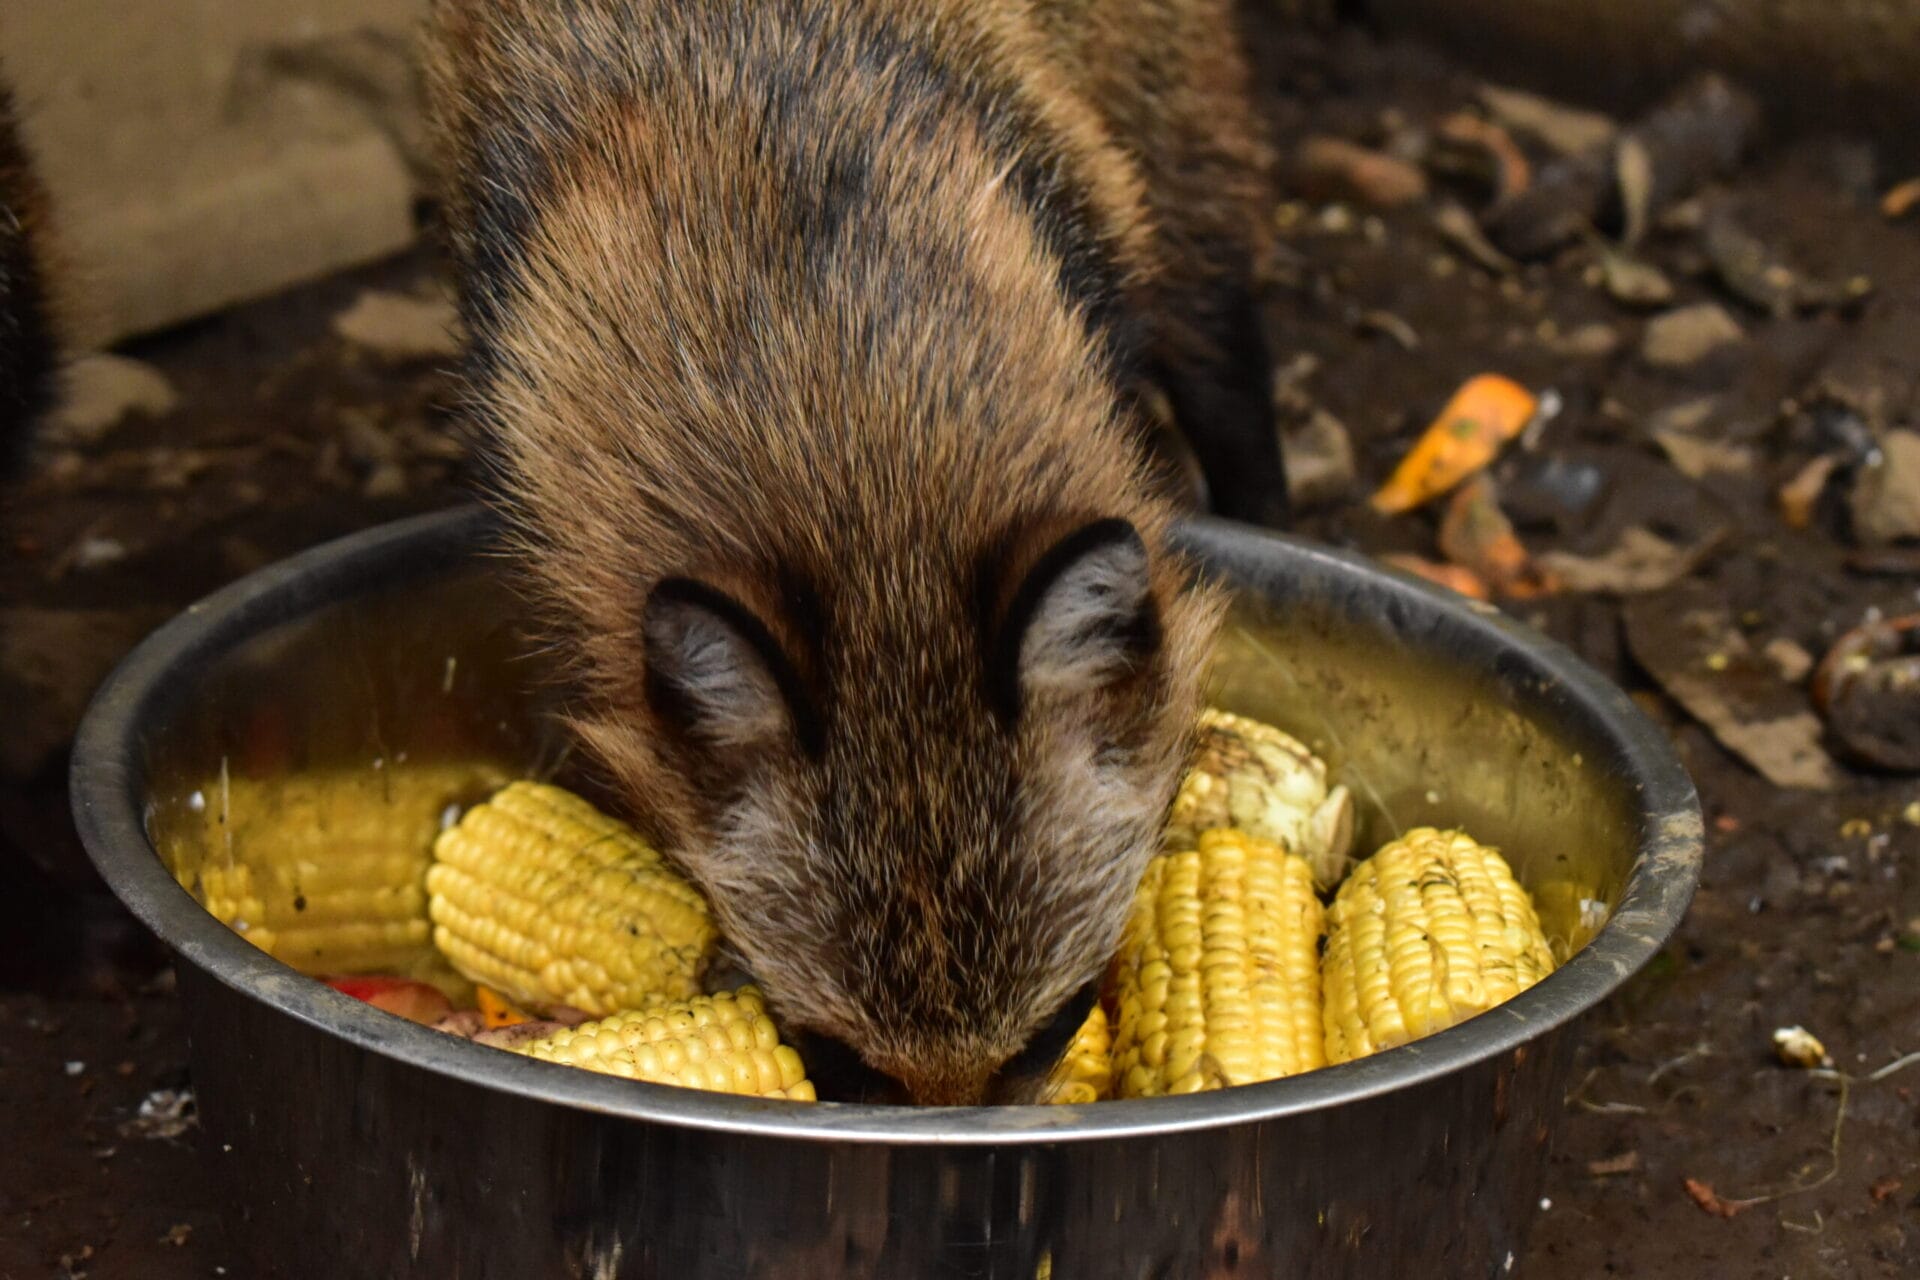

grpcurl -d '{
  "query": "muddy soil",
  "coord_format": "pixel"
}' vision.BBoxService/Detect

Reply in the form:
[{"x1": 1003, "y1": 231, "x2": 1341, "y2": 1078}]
[{"x1": 3, "y1": 28, "x2": 1917, "y2": 1280}]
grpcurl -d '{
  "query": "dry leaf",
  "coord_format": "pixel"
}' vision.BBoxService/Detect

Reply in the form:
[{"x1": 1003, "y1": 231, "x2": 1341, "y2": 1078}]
[
  {"x1": 1625, "y1": 591, "x2": 1842, "y2": 790},
  {"x1": 1615, "y1": 137, "x2": 1655, "y2": 248},
  {"x1": 1432, "y1": 202, "x2": 1520, "y2": 275},
  {"x1": 1641, "y1": 303, "x2": 1743, "y2": 369},
  {"x1": 1597, "y1": 249, "x2": 1674, "y2": 307},
  {"x1": 1587, "y1": 1151, "x2": 1642, "y2": 1177},
  {"x1": 1294, "y1": 137, "x2": 1429, "y2": 208},
  {"x1": 1539, "y1": 527, "x2": 1714, "y2": 595},
  {"x1": 1371, "y1": 374, "x2": 1539, "y2": 514},
  {"x1": 1654, "y1": 431, "x2": 1755, "y2": 479},
  {"x1": 1478, "y1": 85, "x2": 1616, "y2": 158}
]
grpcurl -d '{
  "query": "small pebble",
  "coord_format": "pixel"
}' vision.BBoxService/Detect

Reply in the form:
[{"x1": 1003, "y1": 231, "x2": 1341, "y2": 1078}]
[{"x1": 1772, "y1": 1026, "x2": 1831, "y2": 1069}]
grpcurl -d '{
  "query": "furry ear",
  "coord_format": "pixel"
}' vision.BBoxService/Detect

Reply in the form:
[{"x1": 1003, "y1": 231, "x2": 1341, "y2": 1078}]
[
  {"x1": 642, "y1": 579, "x2": 815, "y2": 751},
  {"x1": 991, "y1": 518, "x2": 1159, "y2": 716}
]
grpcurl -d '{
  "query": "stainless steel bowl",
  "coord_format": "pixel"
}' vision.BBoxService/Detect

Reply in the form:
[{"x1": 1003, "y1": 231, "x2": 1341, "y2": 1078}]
[{"x1": 71, "y1": 506, "x2": 1702, "y2": 1278}]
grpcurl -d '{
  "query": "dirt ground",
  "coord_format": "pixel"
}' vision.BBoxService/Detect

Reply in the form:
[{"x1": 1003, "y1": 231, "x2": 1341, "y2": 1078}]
[{"x1": 4, "y1": 27, "x2": 1918, "y2": 1280}]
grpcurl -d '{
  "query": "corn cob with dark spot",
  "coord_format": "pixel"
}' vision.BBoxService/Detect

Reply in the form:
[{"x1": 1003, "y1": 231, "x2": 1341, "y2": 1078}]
[
  {"x1": 513, "y1": 987, "x2": 814, "y2": 1100},
  {"x1": 427, "y1": 781, "x2": 715, "y2": 1015},
  {"x1": 1322, "y1": 827, "x2": 1556, "y2": 1064},
  {"x1": 184, "y1": 763, "x2": 508, "y2": 976}
]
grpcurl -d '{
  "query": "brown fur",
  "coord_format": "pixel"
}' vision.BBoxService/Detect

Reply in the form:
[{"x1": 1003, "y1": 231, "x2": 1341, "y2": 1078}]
[{"x1": 424, "y1": 0, "x2": 1272, "y2": 1103}]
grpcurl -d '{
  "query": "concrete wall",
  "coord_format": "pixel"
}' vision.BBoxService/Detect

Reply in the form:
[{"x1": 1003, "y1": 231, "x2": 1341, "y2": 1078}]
[{"x1": 4, "y1": 1, "x2": 427, "y2": 348}]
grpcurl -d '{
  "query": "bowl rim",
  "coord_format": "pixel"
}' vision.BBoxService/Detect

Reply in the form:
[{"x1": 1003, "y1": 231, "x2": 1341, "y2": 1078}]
[{"x1": 71, "y1": 504, "x2": 1702, "y2": 1146}]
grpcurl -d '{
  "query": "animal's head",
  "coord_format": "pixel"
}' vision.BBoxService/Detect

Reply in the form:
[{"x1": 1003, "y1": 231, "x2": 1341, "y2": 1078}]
[{"x1": 578, "y1": 516, "x2": 1222, "y2": 1104}]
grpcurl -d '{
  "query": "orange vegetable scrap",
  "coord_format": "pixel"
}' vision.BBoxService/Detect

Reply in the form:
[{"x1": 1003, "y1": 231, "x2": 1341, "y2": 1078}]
[
  {"x1": 1437, "y1": 478, "x2": 1559, "y2": 599},
  {"x1": 1882, "y1": 177, "x2": 1920, "y2": 221},
  {"x1": 323, "y1": 976, "x2": 453, "y2": 1027},
  {"x1": 1381, "y1": 554, "x2": 1491, "y2": 601},
  {"x1": 476, "y1": 985, "x2": 536, "y2": 1030},
  {"x1": 1437, "y1": 112, "x2": 1533, "y2": 204},
  {"x1": 1370, "y1": 374, "x2": 1539, "y2": 515}
]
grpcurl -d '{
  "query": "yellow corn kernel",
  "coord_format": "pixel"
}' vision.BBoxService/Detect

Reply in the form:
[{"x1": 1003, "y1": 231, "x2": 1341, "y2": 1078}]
[
  {"x1": 1167, "y1": 708, "x2": 1355, "y2": 889},
  {"x1": 1111, "y1": 829, "x2": 1325, "y2": 1098},
  {"x1": 1040, "y1": 1005, "x2": 1114, "y2": 1105},
  {"x1": 515, "y1": 987, "x2": 815, "y2": 1101},
  {"x1": 1322, "y1": 827, "x2": 1557, "y2": 1064},
  {"x1": 427, "y1": 781, "x2": 715, "y2": 1015},
  {"x1": 185, "y1": 763, "x2": 508, "y2": 976}
]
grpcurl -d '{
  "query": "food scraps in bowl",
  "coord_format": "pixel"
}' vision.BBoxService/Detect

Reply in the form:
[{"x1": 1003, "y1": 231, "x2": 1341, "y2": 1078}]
[{"x1": 182, "y1": 709, "x2": 1561, "y2": 1105}]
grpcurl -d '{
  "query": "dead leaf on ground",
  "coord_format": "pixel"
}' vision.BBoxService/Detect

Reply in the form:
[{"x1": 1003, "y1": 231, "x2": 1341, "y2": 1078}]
[
  {"x1": 1615, "y1": 136, "x2": 1655, "y2": 248},
  {"x1": 1433, "y1": 202, "x2": 1519, "y2": 274},
  {"x1": 1683, "y1": 1177, "x2": 1753, "y2": 1218},
  {"x1": 1293, "y1": 137, "x2": 1429, "y2": 208},
  {"x1": 1478, "y1": 84, "x2": 1616, "y2": 158},
  {"x1": 1849, "y1": 430, "x2": 1920, "y2": 546},
  {"x1": 1654, "y1": 430, "x2": 1755, "y2": 479},
  {"x1": 1537, "y1": 320, "x2": 1620, "y2": 359},
  {"x1": 1587, "y1": 1151, "x2": 1642, "y2": 1177},
  {"x1": 1648, "y1": 398, "x2": 1718, "y2": 436},
  {"x1": 1371, "y1": 374, "x2": 1540, "y2": 514},
  {"x1": 1702, "y1": 208, "x2": 1798, "y2": 317},
  {"x1": 1641, "y1": 303, "x2": 1744, "y2": 369},
  {"x1": 1357, "y1": 310, "x2": 1421, "y2": 350},
  {"x1": 1281, "y1": 408, "x2": 1356, "y2": 511},
  {"x1": 1594, "y1": 247, "x2": 1674, "y2": 308},
  {"x1": 1625, "y1": 586, "x2": 1843, "y2": 790},
  {"x1": 1540, "y1": 527, "x2": 1719, "y2": 596},
  {"x1": 1763, "y1": 637, "x2": 1814, "y2": 684}
]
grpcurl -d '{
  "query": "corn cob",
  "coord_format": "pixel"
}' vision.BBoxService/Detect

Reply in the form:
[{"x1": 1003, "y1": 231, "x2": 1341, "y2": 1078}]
[
  {"x1": 183, "y1": 763, "x2": 508, "y2": 976},
  {"x1": 426, "y1": 781, "x2": 716, "y2": 1015},
  {"x1": 1322, "y1": 827, "x2": 1557, "y2": 1064},
  {"x1": 514, "y1": 987, "x2": 815, "y2": 1100},
  {"x1": 1167, "y1": 708, "x2": 1355, "y2": 889},
  {"x1": 1111, "y1": 829, "x2": 1326, "y2": 1097},
  {"x1": 1040, "y1": 1005, "x2": 1114, "y2": 1104}
]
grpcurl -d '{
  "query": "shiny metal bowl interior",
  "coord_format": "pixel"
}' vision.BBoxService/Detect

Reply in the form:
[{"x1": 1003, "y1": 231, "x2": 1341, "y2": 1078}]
[{"x1": 71, "y1": 505, "x2": 1702, "y2": 1278}]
